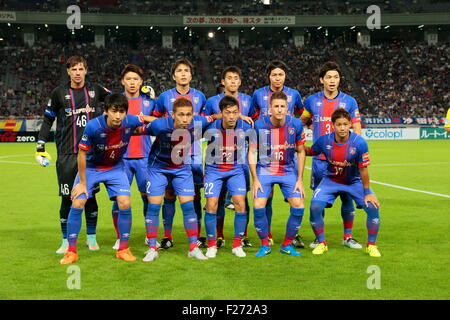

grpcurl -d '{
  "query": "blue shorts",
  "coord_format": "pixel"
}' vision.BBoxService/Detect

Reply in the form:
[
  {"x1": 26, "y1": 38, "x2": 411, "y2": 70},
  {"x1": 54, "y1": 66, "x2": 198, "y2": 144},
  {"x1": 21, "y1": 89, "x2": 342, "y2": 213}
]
[
  {"x1": 191, "y1": 163, "x2": 204, "y2": 189},
  {"x1": 73, "y1": 166, "x2": 130, "y2": 200},
  {"x1": 255, "y1": 171, "x2": 303, "y2": 199},
  {"x1": 147, "y1": 166, "x2": 195, "y2": 197},
  {"x1": 124, "y1": 158, "x2": 149, "y2": 193},
  {"x1": 204, "y1": 167, "x2": 247, "y2": 198},
  {"x1": 312, "y1": 177, "x2": 365, "y2": 208},
  {"x1": 311, "y1": 158, "x2": 328, "y2": 190}
]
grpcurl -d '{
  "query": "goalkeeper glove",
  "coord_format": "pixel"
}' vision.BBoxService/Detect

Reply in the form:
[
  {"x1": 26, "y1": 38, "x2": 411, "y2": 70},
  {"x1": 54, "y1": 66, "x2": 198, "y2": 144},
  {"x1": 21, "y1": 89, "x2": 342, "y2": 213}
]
[
  {"x1": 35, "y1": 141, "x2": 52, "y2": 167},
  {"x1": 141, "y1": 80, "x2": 156, "y2": 100}
]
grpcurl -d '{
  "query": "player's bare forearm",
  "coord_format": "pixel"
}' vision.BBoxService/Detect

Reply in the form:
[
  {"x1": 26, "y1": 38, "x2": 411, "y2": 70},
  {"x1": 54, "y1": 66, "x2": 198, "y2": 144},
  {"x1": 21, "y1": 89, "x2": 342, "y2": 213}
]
[
  {"x1": 212, "y1": 113, "x2": 222, "y2": 120},
  {"x1": 141, "y1": 115, "x2": 157, "y2": 124},
  {"x1": 296, "y1": 144, "x2": 306, "y2": 181},
  {"x1": 352, "y1": 122, "x2": 362, "y2": 135},
  {"x1": 359, "y1": 166, "x2": 371, "y2": 189},
  {"x1": 77, "y1": 149, "x2": 87, "y2": 185}
]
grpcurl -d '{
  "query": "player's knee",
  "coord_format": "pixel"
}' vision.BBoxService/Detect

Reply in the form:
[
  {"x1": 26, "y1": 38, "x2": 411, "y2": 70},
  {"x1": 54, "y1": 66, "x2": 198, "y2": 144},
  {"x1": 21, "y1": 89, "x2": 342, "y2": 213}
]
[
  {"x1": 72, "y1": 199, "x2": 86, "y2": 209},
  {"x1": 233, "y1": 199, "x2": 246, "y2": 213},
  {"x1": 310, "y1": 201, "x2": 326, "y2": 215},
  {"x1": 253, "y1": 198, "x2": 266, "y2": 209},
  {"x1": 205, "y1": 199, "x2": 219, "y2": 213},
  {"x1": 117, "y1": 197, "x2": 131, "y2": 210},
  {"x1": 288, "y1": 197, "x2": 304, "y2": 209}
]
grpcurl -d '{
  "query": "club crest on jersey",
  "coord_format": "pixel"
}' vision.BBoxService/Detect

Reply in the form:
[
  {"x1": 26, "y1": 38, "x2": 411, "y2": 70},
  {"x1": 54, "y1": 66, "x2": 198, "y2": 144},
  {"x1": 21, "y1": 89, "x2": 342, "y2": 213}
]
[
  {"x1": 289, "y1": 127, "x2": 295, "y2": 135},
  {"x1": 88, "y1": 91, "x2": 96, "y2": 98},
  {"x1": 287, "y1": 95, "x2": 292, "y2": 102},
  {"x1": 350, "y1": 147, "x2": 356, "y2": 155},
  {"x1": 326, "y1": 145, "x2": 332, "y2": 150},
  {"x1": 193, "y1": 97, "x2": 199, "y2": 104},
  {"x1": 65, "y1": 95, "x2": 71, "y2": 100},
  {"x1": 126, "y1": 128, "x2": 131, "y2": 134},
  {"x1": 339, "y1": 102, "x2": 346, "y2": 108},
  {"x1": 100, "y1": 133, "x2": 107, "y2": 138},
  {"x1": 143, "y1": 100, "x2": 150, "y2": 107}
]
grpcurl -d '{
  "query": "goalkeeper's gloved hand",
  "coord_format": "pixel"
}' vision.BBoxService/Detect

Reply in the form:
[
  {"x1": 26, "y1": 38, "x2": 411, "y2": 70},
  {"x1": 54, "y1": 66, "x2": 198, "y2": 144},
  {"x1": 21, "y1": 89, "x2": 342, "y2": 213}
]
[
  {"x1": 141, "y1": 80, "x2": 156, "y2": 100},
  {"x1": 35, "y1": 141, "x2": 52, "y2": 167}
]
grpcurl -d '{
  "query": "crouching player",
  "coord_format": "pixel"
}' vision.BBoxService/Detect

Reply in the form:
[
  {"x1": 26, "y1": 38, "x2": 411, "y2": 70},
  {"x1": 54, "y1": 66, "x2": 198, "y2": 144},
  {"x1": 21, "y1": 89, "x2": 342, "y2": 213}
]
[
  {"x1": 59, "y1": 94, "x2": 155, "y2": 264},
  {"x1": 306, "y1": 108, "x2": 381, "y2": 257},
  {"x1": 203, "y1": 96, "x2": 252, "y2": 258},
  {"x1": 249, "y1": 91, "x2": 307, "y2": 257},
  {"x1": 137, "y1": 97, "x2": 214, "y2": 262}
]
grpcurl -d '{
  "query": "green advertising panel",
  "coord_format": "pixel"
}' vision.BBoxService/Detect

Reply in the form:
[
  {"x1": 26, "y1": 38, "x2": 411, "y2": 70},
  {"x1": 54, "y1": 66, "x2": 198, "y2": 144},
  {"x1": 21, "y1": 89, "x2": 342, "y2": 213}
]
[{"x1": 420, "y1": 127, "x2": 450, "y2": 140}]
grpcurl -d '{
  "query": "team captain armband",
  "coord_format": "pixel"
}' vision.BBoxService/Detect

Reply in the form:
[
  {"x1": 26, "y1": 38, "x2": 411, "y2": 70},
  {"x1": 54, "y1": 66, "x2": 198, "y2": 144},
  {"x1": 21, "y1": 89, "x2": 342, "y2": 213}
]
[
  {"x1": 358, "y1": 152, "x2": 370, "y2": 167},
  {"x1": 301, "y1": 110, "x2": 312, "y2": 119},
  {"x1": 352, "y1": 109, "x2": 361, "y2": 124},
  {"x1": 296, "y1": 131, "x2": 306, "y2": 145},
  {"x1": 78, "y1": 133, "x2": 91, "y2": 151}
]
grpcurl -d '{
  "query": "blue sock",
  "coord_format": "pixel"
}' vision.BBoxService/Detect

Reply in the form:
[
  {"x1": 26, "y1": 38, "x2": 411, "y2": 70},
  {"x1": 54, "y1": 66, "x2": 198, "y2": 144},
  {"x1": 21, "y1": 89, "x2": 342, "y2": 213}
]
[
  {"x1": 118, "y1": 208, "x2": 132, "y2": 250},
  {"x1": 84, "y1": 197, "x2": 98, "y2": 235},
  {"x1": 194, "y1": 196, "x2": 203, "y2": 235},
  {"x1": 365, "y1": 203, "x2": 380, "y2": 244},
  {"x1": 254, "y1": 207, "x2": 269, "y2": 245},
  {"x1": 162, "y1": 197, "x2": 176, "y2": 239},
  {"x1": 59, "y1": 197, "x2": 72, "y2": 239},
  {"x1": 310, "y1": 201, "x2": 327, "y2": 243},
  {"x1": 67, "y1": 207, "x2": 84, "y2": 252},
  {"x1": 266, "y1": 196, "x2": 273, "y2": 229},
  {"x1": 141, "y1": 195, "x2": 149, "y2": 219},
  {"x1": 112, "y1": 201, "x2": 119, "y2": 239},
  {"x1": 145, "y1": 203, "x2": 161, "y2": 248},
  {"x1": 204, "y1": 211, "x2": 217, "y2": 243},
  {"x1": 181, "y1": 201, "x2": 198, "y2": 245},
  {"x1": 340, "y1": 193, "x2": 355, "y2": 237},
  {"x1": 234, "y1": 212, "x2": 247, "y2": 240},
  {"x1": 216, "y1": 199, "x2": 225, "y2": 238},
  {"x1": 283, "y1": 207, "x2": 304, "y2": 246}
]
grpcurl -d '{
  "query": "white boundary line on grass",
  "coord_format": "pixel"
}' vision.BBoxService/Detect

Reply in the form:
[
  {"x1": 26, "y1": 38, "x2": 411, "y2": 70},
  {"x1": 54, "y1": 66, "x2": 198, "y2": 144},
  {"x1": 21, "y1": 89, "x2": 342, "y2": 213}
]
[
  {"x1": 0, "y1": 160, "x2": 38, "y2": 165},
  {"x1": 305, "y1": 165, "x2": 450, "y2": 199},
  {"x1": 0, "y1": 154, "x2": 31, "y2": 159}
]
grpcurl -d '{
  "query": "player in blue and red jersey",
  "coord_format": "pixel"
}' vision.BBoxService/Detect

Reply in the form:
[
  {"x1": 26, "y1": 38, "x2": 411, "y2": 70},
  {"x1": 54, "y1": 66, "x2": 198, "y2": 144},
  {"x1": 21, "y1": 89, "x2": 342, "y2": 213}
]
[
  {"x1": 299, "y1": 61, "x2": 363, "y2": 250},
  {"x1": 202, "y1": 96, "x2": 253, "y2": 258},
  {"x1": 249, "y1": 91, "x2": 307, "y2": 257},
  {"x1": 59, "y1": 94, "x2": 156, "y2": 264},
  {"x1": 305, "y1": 108, "x2": 381, "y2": 257},
  {"x1": 153, "y1": 58, "x2": 207, "y2": 249},
  {"x1": 202, "y1": 66, "x2": 255, "y2": 248},
  {"x1": 251, "y1": 60, "x2": 305, "y2": 247},
  {"x1": 111, "y1": 64, "x2": 155, "y2": 250},
  {"x1": 139, "y1": 97, "x2": 214, "y2": 262}
]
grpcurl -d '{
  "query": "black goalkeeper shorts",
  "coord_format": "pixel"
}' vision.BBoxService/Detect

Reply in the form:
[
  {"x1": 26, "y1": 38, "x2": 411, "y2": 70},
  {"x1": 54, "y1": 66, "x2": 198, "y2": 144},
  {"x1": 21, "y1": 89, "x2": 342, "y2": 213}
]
[{"x1": 56, "y1": 154, "x2": 99, "y2": 197}]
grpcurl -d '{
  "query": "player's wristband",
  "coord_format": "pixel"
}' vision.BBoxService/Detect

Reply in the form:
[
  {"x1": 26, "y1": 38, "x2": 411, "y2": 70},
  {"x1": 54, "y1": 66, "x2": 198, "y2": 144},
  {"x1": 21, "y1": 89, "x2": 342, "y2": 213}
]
[
  {"x1": 36, "y1": 141, "x2": 45, "y2": 152},
  {"x1": 364, "y1": 188, "x2": 373, "y2": 196}
]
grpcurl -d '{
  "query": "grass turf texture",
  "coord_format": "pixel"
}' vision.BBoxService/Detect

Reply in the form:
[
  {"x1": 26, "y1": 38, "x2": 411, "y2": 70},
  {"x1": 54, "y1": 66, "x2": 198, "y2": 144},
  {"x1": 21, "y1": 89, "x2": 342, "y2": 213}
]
[{"x1": 0, "y1": 140, "x2": 449, "y2": 300}]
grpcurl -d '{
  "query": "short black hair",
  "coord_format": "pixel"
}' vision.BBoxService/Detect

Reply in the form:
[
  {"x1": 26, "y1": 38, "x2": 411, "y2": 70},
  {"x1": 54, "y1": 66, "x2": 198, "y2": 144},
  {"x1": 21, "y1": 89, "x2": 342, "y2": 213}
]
[
  {"x1": 331, "y1": 108, "x2": 351, "y2": 123},
  {"x1": 266, "y1": 60, "x2": 288, "y2": 79},
  {"x1": 219, "y1": 95, "x2": 239, "y2": 112},
  {"x1": 171, "y1": 58, "x2": 194, "y2": 76},
  {"x1": 221, "y1": 66, "x2": 242, "y2": 80},
  {"x1": 216, "y1": 83, "x2": 225, "y2": 94},
  {"x1": 269, "y1": 91, "x2": 288, "y2": 105},
  {"x1": 105, "y1": 93, "x2": 128, "y2": 112},
  {"x1": 319, "y1": 61, "x2": 342, "y2": 79}
]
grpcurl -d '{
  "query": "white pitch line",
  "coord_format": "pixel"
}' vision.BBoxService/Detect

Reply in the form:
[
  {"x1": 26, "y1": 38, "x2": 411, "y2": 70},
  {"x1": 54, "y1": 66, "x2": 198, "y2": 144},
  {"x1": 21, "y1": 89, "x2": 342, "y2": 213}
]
[
  {"x1": 370, "y1": 180, "x2": 450, "y2": 198},
  {"x1": 0, "y1": 154, "x2": 31, "y2": 159},
  {"x1": 0, "y1": 160, "x2": 38, "y2": 165}
]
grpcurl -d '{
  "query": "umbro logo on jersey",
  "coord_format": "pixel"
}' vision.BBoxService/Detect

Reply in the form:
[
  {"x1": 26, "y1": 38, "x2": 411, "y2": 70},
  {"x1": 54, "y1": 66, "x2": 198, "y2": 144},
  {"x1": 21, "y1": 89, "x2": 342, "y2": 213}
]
[
  {"x1": 89, "y1": 91, "x2": 96, "y2": 98},
  {"x1": 65, "y1": 95, "x2": 71, "y2": 100},
  {"x1": 263, "y1": 96, "x2": 268, "y2": 101},
  {"x1": 326, "y1": 145, "x2": 332, "y2": 149},
  {"x1": 289, "y1": 128, "x2": 295, "y2": 135},
  {"x1": 287, "y1": 95, "x2": 292, "y2": 102},
  {"x1": 100, "y1": 133, "x2": 106, "y2": 138}
]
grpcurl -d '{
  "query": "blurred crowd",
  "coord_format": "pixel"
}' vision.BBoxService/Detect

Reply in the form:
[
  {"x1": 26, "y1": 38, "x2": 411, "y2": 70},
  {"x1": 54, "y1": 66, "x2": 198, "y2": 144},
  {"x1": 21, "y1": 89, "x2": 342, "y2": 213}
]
[
  {"x1": 1, "y1": 0, "x2": 447, "y2": 15},
  {"x1": 0, "y1": 40, "x2": 448, "y2": 119}
]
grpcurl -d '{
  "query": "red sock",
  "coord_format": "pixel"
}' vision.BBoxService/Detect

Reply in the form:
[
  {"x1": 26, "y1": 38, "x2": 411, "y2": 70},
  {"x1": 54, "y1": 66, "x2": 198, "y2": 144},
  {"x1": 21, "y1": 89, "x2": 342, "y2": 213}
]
[
  {"x1": 282, "y1": 237, "x2": 292, "y2": 247},
  {"x1": 149, "y1": 245, "x2": 157, "y2": 250},
  {"x1": 367, "y1": 241, "x2": 376, "y2": 247},
  {"x1": 343, "y1": 233, "x2": 352, "y2": 240},
  {"x1": 164, "y1": 232, "x2": 172, "y2": 240},
  {"x1": 189, "y1": 242, "x2": 198, "y2": 251},
  {"x1": 68, "y1": 245, "x2": 77, "y2": 253},
  {"x1": 232, "y1": 237, "x2": 241, "y2": 248},
  {"x1": 113, "y1": 216, "x2": 119, "y2": 239},
  {"x1": 268, "y1": 231, "x2": 273, "y2": 239},
  {"x1": 261, "y1": 238, "x2": 270, "y2": 246},
  {"x1": 208, "y1": 239, "x2": 216, "y2": 247}
]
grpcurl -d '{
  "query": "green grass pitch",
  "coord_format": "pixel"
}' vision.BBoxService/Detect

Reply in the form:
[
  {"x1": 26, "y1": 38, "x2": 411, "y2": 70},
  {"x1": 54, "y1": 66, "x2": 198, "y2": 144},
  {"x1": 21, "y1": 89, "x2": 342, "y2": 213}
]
[{"x1": 0, "y1": 140, "x2": 449, "y2": 300}]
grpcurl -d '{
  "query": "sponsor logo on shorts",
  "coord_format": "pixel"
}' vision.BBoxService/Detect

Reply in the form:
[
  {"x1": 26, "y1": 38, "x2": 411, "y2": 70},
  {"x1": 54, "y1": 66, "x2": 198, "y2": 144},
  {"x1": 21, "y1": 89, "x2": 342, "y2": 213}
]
[
  {"x1": 119, "y1": 189, "x2": 130, "y2": 192},
  {"x1": 238, "y1": 188, "x2": 246, "y2": 191},
  {"x1": 183, "y1": 188, "x2": 194, "y2": 193}
]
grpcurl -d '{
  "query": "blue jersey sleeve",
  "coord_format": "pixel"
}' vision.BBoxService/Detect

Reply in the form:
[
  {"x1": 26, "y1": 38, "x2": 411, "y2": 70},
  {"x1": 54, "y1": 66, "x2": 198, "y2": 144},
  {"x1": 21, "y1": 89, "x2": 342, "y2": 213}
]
[
  {"x1": 356, "y1": 137, "x2": 370, "y2": 167},
  {"x1": 303, "y1": 95, "x2": 314, "y2": 116},
  {"x1": 293, "y1": 119, "x2": 306, "y2": 146},
  {"x1": 79, "y1": 120, "x2": 96, "y2": 151},
  {"x1": 294, "y1": 90, "x2": 303, "y2": 113},
  {"x1": 247, "y1": 98, "x2": 258, "y2": 119},
  {"x1": 252, "y1": 91, "x2": 261, "y2": 112},
  {"x1": 127, "y1": 114, "x2": 143, "y2": 130},
  {"x1": 311, "y1": 135, "x2": 324, "y2": 156},
  {"x1": 145, "y1": 118, "x2": 164, "y2": 136},
  {"x1": 154, "y1": 94, "x2": 166, "y2": 117},
  {"x1": 347, "y1": 96, "x2": 361, "y2": 123},
  {"x1": 203, "y1": 97, "x2": 216, "y2": 116}
]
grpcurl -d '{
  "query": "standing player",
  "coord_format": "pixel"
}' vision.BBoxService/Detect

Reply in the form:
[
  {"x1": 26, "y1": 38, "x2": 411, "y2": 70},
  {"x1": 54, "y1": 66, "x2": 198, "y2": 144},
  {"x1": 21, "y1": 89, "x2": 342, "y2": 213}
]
[
  {"x1": 299, "y1": 61, "x2": 362, "y2": 249},
  {"x1": 59, "y1": 94, "x2": 155, "y2": 264},
  {"x1": 35, "y1": 56, "x2": 110, "y2": 254},
  {"x1": 139, "y1": 97, "x2": 214, "y2": 262},
  {"x1": 111, "y1": 64, "x2": 155, "y2": 250},
  {"x1": 203, "y1": 96, "x2": 252, "y2": 258},
  {"x1": 444, "y1": 107, "x2": 450, "y2": 134},
  {"x1": 249, "y1": 91, "x2": 307, "y2": 257},
  {"x1": 202, "y1": 66, "x2": 256, "y2": 248},
  {"x1": 305, "y1": 108, "x2": 381, "y2": 257},
  {"x1": 152, "y1": 58, "x2": 207, "y2": 249},
  {"x1": 251, "y1": 60, "x2": 304, "y2": 246}
]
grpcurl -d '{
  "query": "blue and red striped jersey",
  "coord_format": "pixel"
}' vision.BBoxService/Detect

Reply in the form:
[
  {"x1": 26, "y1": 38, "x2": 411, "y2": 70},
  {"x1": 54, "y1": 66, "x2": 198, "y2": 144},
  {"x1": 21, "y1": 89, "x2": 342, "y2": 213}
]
[
  {"x1": 204, "y1": 118, "x2": 253, "y2": 172},
  {"x1": 252, "y1": 86, "x2": 303, "y2": 119},
  {"x1": 303, "y1": 91, "x2": 361, "y2": 160},
  {"x1": 202, "y1": 93, "x2": 256, "y2": 118},
  {"x1": 310, "y1": 132, "x2": 370, "y2": 185},
  {"x1": 253, "y1": 115, "x2": 306, "y2": 175},
  {"x1": 123, "y1": 94, "x2": 154, "y2": 159},
  {"x1": 145, "y1": 115, "x2": 213, "y2": 169},
  {"x1": 79, "y1": 114, "x2": 143, "y2": 171}
]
